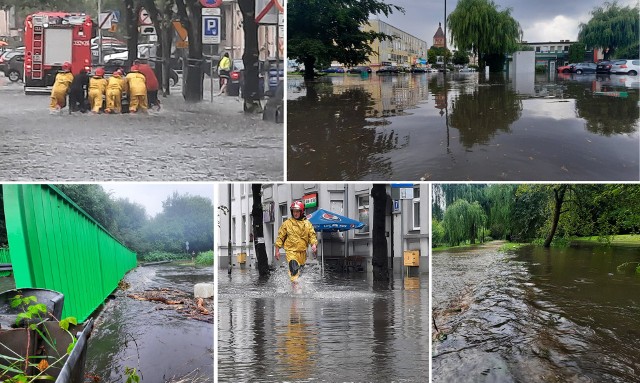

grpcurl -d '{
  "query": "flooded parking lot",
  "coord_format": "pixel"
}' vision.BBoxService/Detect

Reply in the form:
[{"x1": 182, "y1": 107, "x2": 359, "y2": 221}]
[
  {"x1": 288, "y1": 73, "x2": 639, "y2": 181},
  {"x1": 218, "y1": 267, "x2": 429, "y2": 382}
]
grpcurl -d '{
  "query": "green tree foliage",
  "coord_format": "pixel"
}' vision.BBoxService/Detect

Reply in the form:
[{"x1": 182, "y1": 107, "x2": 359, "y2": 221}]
[
  {"x1": 55, "y1": 184, "x2": 119, "y2": 232},
  {"x1": 484, "y1": 185, "x2": 516, "y2": 240},
  {"x1": 443, "y1": 199, "x2": 487, "y2": 246},
  {"x1": 427, "y1": 46, "x2": 452, "y2": 65},
  {"x1": 447, "y1": 0, "x2": 522, "y2": 71},
  {"x1": 432, "y1": 219, "x2": 445, "y2": 247},
  {"x1": 578, "y1": 2, "x2": 640, "y2": 60},
  {"x1": 452, "y1": 50, "x2": 470, "y2": 66},
  {"x1": 567, "y1": 43, "x2": 586, "y2": 63},
  {"x1": 288, "y1": 0, "x2": 403, "y2": 79}
]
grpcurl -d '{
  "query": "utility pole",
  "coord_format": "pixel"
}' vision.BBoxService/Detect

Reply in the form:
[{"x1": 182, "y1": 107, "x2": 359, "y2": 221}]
[
  {"x1": 97, "y1": 0, "x2": 103, "y2": 64},
  {"x1": 443, "y1": 0, "x2": 447, "y2": 71},
  {"x1": 228, "y1": 184, "x2": 232, "y2": 275}
]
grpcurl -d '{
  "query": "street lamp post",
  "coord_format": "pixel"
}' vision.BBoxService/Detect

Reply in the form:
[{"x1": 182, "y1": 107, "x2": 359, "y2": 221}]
[{"x1": 443, "y1": 0, "x2": 447, "y2": 71}]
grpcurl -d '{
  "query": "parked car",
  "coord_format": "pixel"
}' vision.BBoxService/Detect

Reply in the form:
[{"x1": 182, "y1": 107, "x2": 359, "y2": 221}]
[
  {"x1": 227, "y1": 59, "x2": 246, "y2": 97},
  {"x1": 0, "y1": 49, "x2": 23, "y2": 74},
  {"x1": 556, "y1": 63, "x2": 576, "y2": 73},
  {"x1": 610, "y1": 59, "x2": 639, "y2": 76},
  {"x1": 347, "y1": 66, "x2": 372, "y2": 74},
  {"x1": 4, "y1": 53, "x2": 24, "y2": 82},
  {"x1": 321, "y1": 67, "x2": 345, "y2": 73},
  {"x1": 410, "y1": 67, "x2": 428, "y2": 73},
  {"x1": 376, "y1": 66, "x2": 400, "y2": 74},
  {"x1": 596, "y1": 60, "x2": 613, "y2": 74},
  {"x1": 570, "y1": 62, "x2": 597, "y2": 74},
  {"x1": 266, "y1": 67, "x2": 284, "y2": 94},
  {"x1": 459, "y1": 67, "x2": 477, "y2": 73}
]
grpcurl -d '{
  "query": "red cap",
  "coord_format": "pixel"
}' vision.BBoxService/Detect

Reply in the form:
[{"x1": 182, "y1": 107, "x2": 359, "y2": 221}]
[{"x1": 62, "y1": 62, "x2": 72, "y2": 71}]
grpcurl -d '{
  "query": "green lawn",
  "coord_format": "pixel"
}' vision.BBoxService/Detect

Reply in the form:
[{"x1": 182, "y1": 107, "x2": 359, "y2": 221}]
[{"x1": 572, "y1": 234, "x2": 640, "y2": 247}]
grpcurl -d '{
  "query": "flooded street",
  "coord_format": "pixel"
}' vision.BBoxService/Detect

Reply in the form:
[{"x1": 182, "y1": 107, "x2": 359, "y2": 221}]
[
  {"x1": 0, "y1": 74, "x2": 283, "y2": 181},
  {"x1": 218, "y1": 267, "x2": 429, "y2": 382},
  {"x1": 85, "y1": 264, "x2": 213, "y2": 382},
  {"x1": 432, "y1": 241, "x2": 640, "y2": 382},
  {"x1": 288, "y1": 73, "x2": 639, "y2": 181}
]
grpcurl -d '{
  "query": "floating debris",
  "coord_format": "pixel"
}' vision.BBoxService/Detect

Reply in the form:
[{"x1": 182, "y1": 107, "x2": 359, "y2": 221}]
[{"x1": 127, "y1": 288, "x2": 213, "y2": 323}]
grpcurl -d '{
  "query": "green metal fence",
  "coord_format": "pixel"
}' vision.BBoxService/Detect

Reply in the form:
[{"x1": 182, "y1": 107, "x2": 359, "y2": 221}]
[{"x1": 2, "y1": 184, "x2": 137, "y2": 322}]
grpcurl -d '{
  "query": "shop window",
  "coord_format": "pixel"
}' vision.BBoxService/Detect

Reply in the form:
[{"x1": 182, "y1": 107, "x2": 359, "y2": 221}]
[{"x1": 357, "y1": 195, "x2": 370, "y2": 233}]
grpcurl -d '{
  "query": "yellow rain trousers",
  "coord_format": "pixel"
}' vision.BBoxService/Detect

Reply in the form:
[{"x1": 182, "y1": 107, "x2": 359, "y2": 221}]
[
  {"x1": 126, "y1": 72, "x2": 148, "y2": 112},
  {"x1": 49, "y1": 72, "x2": 73, "y2": 110},
  {"x1": 88, "y1": 76, "x2": 108, "y2": 113},
  {"x1": 275, "y1": 217, "x2": 318, "y2": 281},
  {"x1": 105, "y1": 76, "x2": 125, "y2": 113}
]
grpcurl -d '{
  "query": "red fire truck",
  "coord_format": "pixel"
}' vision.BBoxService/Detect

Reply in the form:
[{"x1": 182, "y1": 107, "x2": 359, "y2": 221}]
[{"x1": 23, "y1": 12, "x2": 94, "y2": 94}]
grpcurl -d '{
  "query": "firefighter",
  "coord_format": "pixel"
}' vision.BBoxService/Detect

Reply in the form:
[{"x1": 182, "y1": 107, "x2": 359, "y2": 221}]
[
  {"x1": 49, "y1": 62, "x2": 74, "y2": 114},
  {"x1": 126, "y1": 65, "x2": 148, "y2": 113},
  {"x1": 104, "y1": 69, "x2": 125, "y2": 114},
  {"x1": 69, "y1": 68, "x2": 89, "y2": 114},
  {"x1": 88, "y1": 67, "x2": 107, "y2": 114},
  {"x1": 134, "y1": 59, "x2": 160, "y2": 110},
  {"x1": 274, "y1": 201, "x2": 318, "y2": 282}
]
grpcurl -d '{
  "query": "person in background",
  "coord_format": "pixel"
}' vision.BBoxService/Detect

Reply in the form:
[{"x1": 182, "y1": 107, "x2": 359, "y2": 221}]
[
  {"x1": 104, "y1": 69, "x2": 126, "y2": 114},
  {"x1": 68, "y1": 68, "x2": 89, "y2": 114},
  {"x1": 134, "y1": 59, "x2": 160, "y2": 111},
  {"x1": 49, "y1": 62, "x2": 73, "y2": 114},
  {"x1": 87, "y1": 67, "x2": 107, "y2": 114},
  {"x1": 126, "y1": 65, "x2": 148, "y2": 113},
  {"x1": 274, "y1": 201, "x2": 318, "y2": 282},
  {"x1": 216, "y1": 52, "x2": 231, "y2": 96}
]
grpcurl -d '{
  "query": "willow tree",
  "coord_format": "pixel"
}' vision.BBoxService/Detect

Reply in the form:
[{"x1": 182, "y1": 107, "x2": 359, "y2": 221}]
[
  {"x1": 578, "y1": 2, "x2": 639, "y2": 60},
  {"x1": 442, "y1": 199, "x2": 487, "y2": 246},
  {"x1": 447, "y1": 0, "x2": 522, "y2": 71},
  {"x1": 288, "y1": 0, "x2": 403, "y2": 80}
]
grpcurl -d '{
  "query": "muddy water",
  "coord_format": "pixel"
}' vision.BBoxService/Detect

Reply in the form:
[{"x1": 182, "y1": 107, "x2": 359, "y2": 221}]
[
  {"x1": 287, "y1": 73, "x2": 639, "y2": 181},
  {"x1": 432, "y1": 242, "x2": 640, "y2": 382},
  {"x1": 218, "y1": 267, "x2": 429, "y2": 382},
  {"x1": 85, "y1": 264, "x2": 214, "y2": 382}
]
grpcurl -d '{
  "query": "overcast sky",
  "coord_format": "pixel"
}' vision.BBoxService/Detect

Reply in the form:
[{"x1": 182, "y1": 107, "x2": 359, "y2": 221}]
[
  {"x1": 379, "y1": 0, "x2": 637, "y2": 47},
  {"x1": 99, "y1": 183, "x2": 214, "y2": 218}
]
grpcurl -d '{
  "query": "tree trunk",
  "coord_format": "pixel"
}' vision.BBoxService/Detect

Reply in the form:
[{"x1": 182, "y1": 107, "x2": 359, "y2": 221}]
[
  {"x1": 543, "y1": 185, "x2": 568, "y2": 248},
  {"x1": 124, "y1": 0, "x2": 139, "y2": 66},
  {"x1": 141, "y1": 0, "x2": 164, "y2": 92},
  {"x1": 371, "y1": 184, "x2": 389, "y2": 281},
  {"x1": 176, "y1": 0, "x2": 203, "y2": 102},
  {"x1": 251, "y1": 184, "x2": 270, "y2": 277},
  {"x1": 238, "y1": 0, "x2": 262, "y2": 113},
  {"x1": 303, "y1": 57, "x2": 316, "y2": 80}
]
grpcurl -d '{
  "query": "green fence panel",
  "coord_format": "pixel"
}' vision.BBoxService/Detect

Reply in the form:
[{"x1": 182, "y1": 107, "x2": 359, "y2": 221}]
[{"x1": 2, "y1": 184, "x2": 137, "y2": 323}]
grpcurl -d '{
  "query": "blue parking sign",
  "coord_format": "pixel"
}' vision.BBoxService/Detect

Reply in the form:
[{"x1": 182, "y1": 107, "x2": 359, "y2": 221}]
[{"x1": 202, "y1": 15, "x2": 220, "y2": 44}]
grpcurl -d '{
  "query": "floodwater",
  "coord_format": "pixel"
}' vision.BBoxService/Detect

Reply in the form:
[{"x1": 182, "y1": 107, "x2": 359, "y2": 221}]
[
  {"x1": 432, "y1": 241, "x2": 640, "y2": 382},
  {"x1": 218, "y1": 266, "x2": 429, "y2": 382},
  {"x1": 85, "y1": 264, "x2": 214, "y2": 382},
  {"x1": 288, "y1": 73, "x2": 639, "y2": 181}
]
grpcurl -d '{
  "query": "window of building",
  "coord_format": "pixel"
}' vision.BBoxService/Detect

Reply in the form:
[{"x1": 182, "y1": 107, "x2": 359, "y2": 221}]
[
  {"x1": 536, "y1": 46, "x2": 540, "y2": 53},
  {"x1": 412, "y1": 187, "x2": 420, "y2": 230},
  {"x1": 357, "y1": 195, "x2": 370, "y2": 233},
  {"x1": 231, "y1": 217, "x2": 236, "y2": 244},
  {"x1": 242, "y1": 215, "x2": 247, "y2": 243},
  {"x1": 550, "y1": 45, "x2": 555, "y2": 52},
  {"x1": 564, "y1": 46, "x2": 569, "y2": 52},
  {"x1": 279, "y1": 203, "x2": 288, "y2": 224}
]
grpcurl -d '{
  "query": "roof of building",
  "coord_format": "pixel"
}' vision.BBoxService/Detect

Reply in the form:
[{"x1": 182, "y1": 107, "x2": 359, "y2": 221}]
[{"x1": 434, "y1": 23, "x2": 444, "y2": 38}]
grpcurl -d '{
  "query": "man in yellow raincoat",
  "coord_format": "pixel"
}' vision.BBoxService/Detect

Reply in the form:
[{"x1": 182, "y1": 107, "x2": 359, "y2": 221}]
[
  {"x1": 49, "y1": 62, "x2": 74, "y2": 113},
  {"x1": 126, "y1": 65, "x2": 148, "y2": 113},
  {"x1": 104, "y1": 69, "x2": 125, "y2": 114},
  {"x1": 275, "y1": 201, "x2": 318, "y2": 281},
  {"x1": 88, "y1": 67, "x2": 107, "y2": 114}
]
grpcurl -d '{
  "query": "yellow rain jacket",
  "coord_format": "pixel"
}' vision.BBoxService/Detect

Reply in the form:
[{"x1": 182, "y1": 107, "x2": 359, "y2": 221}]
[
  {"x1": 49, "y1": 72, "x2": 73, "y2": 109},
  {"x1": 88, "y1": 76, "x2": 108, "y2": 112},
  {"x1": 105, "y1": 76, "x2": 125, "y2": 113},
  {"x1": 275, "y1": 217, "x2": 317, "y2": 271},
  {"x1": 126, "y1": 72, "x2": 147, "y2": 112}
]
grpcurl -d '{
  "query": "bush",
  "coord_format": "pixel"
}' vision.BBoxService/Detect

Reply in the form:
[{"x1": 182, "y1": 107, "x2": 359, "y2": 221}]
[
  {"x1": 142, "y1": 251, "x2": 189, "y2": 262},
  {"x1": 195, "y1": 251, "x2": 214, "y2": 266},
  {"x1": 535, "y1": 65, "x2": 547, "y2": 73}
]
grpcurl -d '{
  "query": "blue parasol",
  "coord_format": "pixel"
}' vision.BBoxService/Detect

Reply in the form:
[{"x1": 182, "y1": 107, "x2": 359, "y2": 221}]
[{"x1": 306, "y1": 209, "x2": 365, "y2": 275}]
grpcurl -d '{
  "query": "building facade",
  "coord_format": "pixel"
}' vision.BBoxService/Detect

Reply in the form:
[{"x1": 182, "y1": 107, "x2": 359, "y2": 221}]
[
  {"x1": 217, "y1": 184, "x2": 429, "y2": 276},
  {"x1": 433, "y1": 22, "x2": 445, "y2": 48},
  {"x1": 363, "y1": 19, "x2": 428, "y2": 68}
]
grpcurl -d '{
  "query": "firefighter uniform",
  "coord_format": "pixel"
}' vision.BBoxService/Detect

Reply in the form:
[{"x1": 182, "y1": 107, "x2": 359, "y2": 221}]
[
  {"x1": 275, "y1": 217, "x2": 318, "y2": 281},
  {"x1": 88, "y1": 74, "x2": 108, "y2": 113},
  {"x1": 126, "y1": 68, "x2": 148, "y2": 113},
  {"x1": 105, "y1": 73, "x2": 125, "y2": 113},
  {"x1": 49, "y1": 71, "x2": 74, "y2": 111}
]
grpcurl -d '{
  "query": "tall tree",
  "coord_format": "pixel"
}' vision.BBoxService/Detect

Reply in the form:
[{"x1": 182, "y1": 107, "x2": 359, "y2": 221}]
[
  {"x1": 124, "y1": 0, "x2": 141, "y2": 65},
  {"x1": 543, "y1": 185, "x2": 569, "y2": 248},
  {"x1": 452, "y1": 49, "x2": 470, "y2": 66},
  {"x1": 578, "y1": 2, "x2": 639, "y2": 60},
  {"x1": 447, "y1": 0, "x2": 522, "y2": 71},
  {"x1": 251, "y1": 184, "x2": 269, "y2": 277},
  {"x1": 288, "y1": 0, "x2": 403, "y2": 80},
  {"x1": 175, "y1": 0, "x2": 204, "y2": 102},
  {"x1": 567, "y1": 43, "x2": 586, "y2": 63},
  {"x1": 484, "y1": 184, "x2": 516, "y2": 240},
  {"x1": 442, "y1": 199, "x2": 487, "y2": 246},
  {"x1": 238, "y1": 0, "x2": 262, "y2": 113},
  {"x1": 140, "y1": 0, "x2": 174, "y2": 95},
  {"x1": 370, "y1": 184, "x2": 389, "y2": 281}
]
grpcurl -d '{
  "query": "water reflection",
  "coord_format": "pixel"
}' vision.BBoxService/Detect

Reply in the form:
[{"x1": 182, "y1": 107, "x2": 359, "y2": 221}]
[
  {"x1": 288, "y1": 73, "x2": 639, "y2": 181},
  {"x1": 218, "y1": 269, "x2": 430, "y2": 382},
  {"x1": 432, "y1": 243, "x2": 640, "y2": 382}
]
